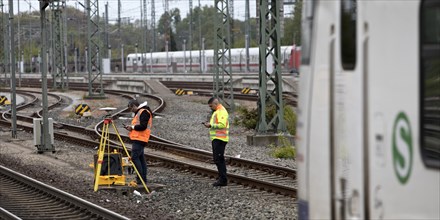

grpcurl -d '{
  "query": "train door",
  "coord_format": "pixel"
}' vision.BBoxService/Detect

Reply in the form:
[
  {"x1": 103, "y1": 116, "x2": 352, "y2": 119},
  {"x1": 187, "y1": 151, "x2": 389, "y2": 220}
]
[
  {"x1": 330, "y1": 0, "x2": 366, "y2": 219},
  {"x1": 297, "y1": 0, "x2": 336, "y2": 219},
  {"x1": 365, "y1": 1, "x2": 440, "y2": 219},
  {"x1": 299, "y1": 1, "x2": 440, "y2": 219}
]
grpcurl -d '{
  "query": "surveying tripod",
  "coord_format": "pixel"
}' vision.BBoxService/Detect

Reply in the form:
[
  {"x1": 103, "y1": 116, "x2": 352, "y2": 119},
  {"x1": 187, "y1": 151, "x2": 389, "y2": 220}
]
[{"x1": 94, "y1": 108, "x2": 150, "y2": 193}]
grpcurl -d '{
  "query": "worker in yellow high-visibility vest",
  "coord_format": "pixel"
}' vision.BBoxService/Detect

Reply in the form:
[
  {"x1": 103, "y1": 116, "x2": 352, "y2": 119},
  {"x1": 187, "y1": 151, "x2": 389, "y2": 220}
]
[{"x1": 203, "y1": 97, "x2": 229, "y2": 187}]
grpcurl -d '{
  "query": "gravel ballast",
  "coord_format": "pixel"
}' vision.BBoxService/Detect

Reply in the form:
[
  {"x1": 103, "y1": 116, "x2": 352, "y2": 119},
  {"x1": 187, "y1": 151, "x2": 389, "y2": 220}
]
[{"x1": 0, "y1": 93, "x2": 297, "y2": 219}]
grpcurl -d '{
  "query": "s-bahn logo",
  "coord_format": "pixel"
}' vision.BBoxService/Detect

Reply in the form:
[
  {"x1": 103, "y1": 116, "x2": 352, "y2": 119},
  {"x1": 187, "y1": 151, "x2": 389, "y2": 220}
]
[{"x1": 392, "y1": 112, "x2": 413, "y2": 184}]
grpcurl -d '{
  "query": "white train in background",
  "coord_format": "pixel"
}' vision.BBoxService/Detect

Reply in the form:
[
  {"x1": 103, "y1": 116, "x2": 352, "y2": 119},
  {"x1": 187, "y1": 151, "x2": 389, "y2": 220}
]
[
  {"x1": 125, "y1": 46, "x2": 301, "y2": 73},
  {"x1": 296, "y1": 0, "x2": 439, "y2": 219}
]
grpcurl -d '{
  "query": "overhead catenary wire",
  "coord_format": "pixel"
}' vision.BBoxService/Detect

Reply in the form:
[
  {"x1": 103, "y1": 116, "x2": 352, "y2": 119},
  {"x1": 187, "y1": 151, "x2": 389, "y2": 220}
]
[{"x1": 11, "y1": 0, "x2": 274, "y2": 22}]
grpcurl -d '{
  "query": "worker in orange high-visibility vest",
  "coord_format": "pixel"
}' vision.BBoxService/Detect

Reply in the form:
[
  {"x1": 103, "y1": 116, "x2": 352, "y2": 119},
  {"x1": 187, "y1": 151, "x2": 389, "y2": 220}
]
[
  {"x1": 203, "y1": 97, "x2": 229, "y2": 187},
  {"x1": 124, "y1": 99, "x2": 153, "y2": 185}
]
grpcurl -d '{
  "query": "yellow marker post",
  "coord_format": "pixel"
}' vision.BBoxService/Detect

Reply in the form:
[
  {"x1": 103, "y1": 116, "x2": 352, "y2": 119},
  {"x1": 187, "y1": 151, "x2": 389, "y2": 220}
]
[
  {"x1": 241, "y1": 87, "x2": 251, "y2": 94},
  {"x1": 75, "y1": 104, "x2": 91, "y2": 116},
  {"x1": 175, "y1": 89, "x2": 185, "y2": 96},
  {"x1": 0, "y1": 96, "x2": 7, "y2": 105}
]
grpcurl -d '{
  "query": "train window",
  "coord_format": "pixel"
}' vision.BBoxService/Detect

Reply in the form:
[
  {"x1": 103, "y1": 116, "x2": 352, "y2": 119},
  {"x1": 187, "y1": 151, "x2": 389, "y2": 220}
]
[
  {"x1": 420, "y1": 0, "x2": 440, "y2": 168},
  {"x1": 340, "y1": 0, "x2": 357, "y2": 70},
  {"x1": 301, "y1": 0, "x2": 314, "y2": 65}
]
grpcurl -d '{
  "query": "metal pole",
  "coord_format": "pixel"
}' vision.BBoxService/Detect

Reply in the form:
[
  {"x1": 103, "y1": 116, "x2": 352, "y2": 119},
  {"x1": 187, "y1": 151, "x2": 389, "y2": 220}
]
[
  {"x1": 86, "y1": 0, "x2": 104, "y2": 96},
  {"x1": 150, "y1": 49, "x2": 153, "y2": 73},
  {"x1": 64, "y1": 3, "x2": 68, "y2": 89},
  {"x1": 118, "y1": 0, "x2": 121, "y2": 40},
  {"x1": 2, "y1": 0, "x2": 9, "y2": 80},
  {"x1": 38, "y1": 50, "x2": 41, "y2": 75},
  {"x1": 17, "y1": 0, "x2": 21, "y2": 79},
  {"x1": 30, "y1": 55, "x2": 32, "y2": 73},
  {"x1": 214, "y1": 0, "x2": 234, "y2": 111},
  {"x1": 135, "y1": 43, "x2": 138, "y2": 72},
  {"x1": 140, "y1": 0, "x2": 146, "y2": 73},
  {"x1": 86, "y1": 0, "x2": 92, "y2": 95},
  {"x1": 256, "y1": 0, "x2": 286, "y2": 133},
  {"x1": 74, "y1": 48, "x2": 78, "y2": 73},
  {"x1": 201, "y1": 37, "x2": 205, "y2": 73},
  {"x1": 28, "y1": 2, "x2": 32, "y2": 74},
  {"x1": 85, "y1": 47, "x2": 88, "y2": 75},
  {"x1": 105, "y1": 3, "x2": 109, "y2": 58},
  {"x1": 98, "y1": 48, "x2": 103, "y2": 96},
  {"x1": 121, "y1": 44, "x2": 124, "y2": 73},
  {"x1": 189, "y1": 0, "x2": 193, "y2": 72},
  {"x1": 40, "y1": 0, "x2": 53, "y2": 151},
  {"x1": 46, "y1": 50, "x2": 49, "y2": 81},
  {"x1": 245, "y1": 34, "x2": 249, "y2": 73},
  {"x1": 198, "y1": 0, "x2": 202, "y2": 73},
  {"x1": 108, "y1": 45, "x2": 111, "y2": 73},
  {"x1": 49, "y1": 10, "x2": 54, "y2": 89},
  {"x1": 245, "y1": 0, "x2": 250, "y2": 72},
  {"x1": 165, "y1": 40, "x2": 169, "y2": 73},
  {"x1": 20, "y1": 51, "x2": 23, "y2": 87},
  {"x1": 183, "y1": 39, "x2": 187, "y2": 73},
  {"x1": 151, "y1": 0, "x2": 156, "y2": 51},
  {"x1": 8, "y1": 0, "x2": 16, "y2": 138},
  {"x1": 139, "y1": 0, "x2": 142, "y2": 72}
]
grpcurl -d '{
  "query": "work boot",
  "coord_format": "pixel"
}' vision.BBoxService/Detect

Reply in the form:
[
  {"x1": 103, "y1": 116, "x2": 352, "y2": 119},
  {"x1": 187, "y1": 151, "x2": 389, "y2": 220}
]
[{"x1": 212, "y1": 181, "x2": 227, "y2": 187}]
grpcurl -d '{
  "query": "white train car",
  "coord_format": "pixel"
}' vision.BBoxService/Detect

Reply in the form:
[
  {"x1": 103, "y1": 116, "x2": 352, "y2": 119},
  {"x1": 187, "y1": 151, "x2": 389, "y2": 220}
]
[
  {"x1": 296, "y1": 0, "x2": 439, "y2": 219},
  {"x1": 125, "y1": 46, "x2": 295, "y2": 73}
]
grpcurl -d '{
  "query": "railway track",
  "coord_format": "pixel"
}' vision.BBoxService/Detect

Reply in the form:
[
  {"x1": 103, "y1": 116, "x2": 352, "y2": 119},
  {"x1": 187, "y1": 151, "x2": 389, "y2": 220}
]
[
  {"x1": 7, "y1": 78, "x2": 298, "y2": 106},
  {"x1": 162, "y1": 81, "x2": 298, "y2": 106},
  {"x1": 1, "y1": 87, "x2": 296, "y2": 198},
  {"x1": 0, "y1": 166, "x2": 129, "y2": 220}
]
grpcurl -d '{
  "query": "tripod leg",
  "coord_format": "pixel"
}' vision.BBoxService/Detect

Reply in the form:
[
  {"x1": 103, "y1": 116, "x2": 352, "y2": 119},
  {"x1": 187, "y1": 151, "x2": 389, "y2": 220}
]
[
  {"x1": 94, "y1": 122, "x2": 109, "y2": 192},
  {"x1": 104, "y1": 123, "x2": 111, "y2": 179},
  {"x1": 112, "y1": 123, "x2": 150, "y2": 193}
]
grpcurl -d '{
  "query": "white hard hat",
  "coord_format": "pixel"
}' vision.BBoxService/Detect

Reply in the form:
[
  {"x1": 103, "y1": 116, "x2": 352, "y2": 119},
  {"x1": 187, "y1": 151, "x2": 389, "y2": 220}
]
[{"x1": 138, "y1": 101, "x2": 148, "y2": 108}]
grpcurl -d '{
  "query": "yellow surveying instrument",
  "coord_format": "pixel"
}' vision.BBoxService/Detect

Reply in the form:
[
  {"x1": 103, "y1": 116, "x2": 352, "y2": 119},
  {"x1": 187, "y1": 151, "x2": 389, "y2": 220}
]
[{"x1": 93, "y1": 107, "x2": 150, "y2": 193}]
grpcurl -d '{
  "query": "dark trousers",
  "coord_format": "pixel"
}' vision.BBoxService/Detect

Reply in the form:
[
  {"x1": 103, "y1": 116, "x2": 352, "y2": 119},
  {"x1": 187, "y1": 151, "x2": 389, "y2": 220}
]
[
  {"x1": 212, "y1": 139, "x2": 227, "y2": 183},
  {"x1": 131, "y1": 140, "x2": 147, "y2": 183}
]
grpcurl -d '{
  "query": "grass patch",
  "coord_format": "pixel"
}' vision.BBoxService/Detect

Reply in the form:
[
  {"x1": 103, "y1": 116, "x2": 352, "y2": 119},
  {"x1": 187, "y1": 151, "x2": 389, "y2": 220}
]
[
  {"x1": 233, "y1": 106, "x2": 258, "y2": 129},
  {"x1": 270, "y1": 145, "x2": 296, "y2": 159},
  {"x1": 67, "y1": 111, "x2": 77, "y2": 118},
  {"x1": 268, "y1": 135, "x2": 296, "y2": 159},
  {"x1": 234, "y1": 104, "x2": 297, "y2": 135}
]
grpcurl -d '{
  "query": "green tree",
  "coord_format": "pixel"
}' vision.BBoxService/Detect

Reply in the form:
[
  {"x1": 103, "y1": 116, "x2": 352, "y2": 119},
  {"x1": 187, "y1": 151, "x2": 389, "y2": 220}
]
[
  {"x1": 281, "y1": 1, "x2": 302, "y2": 45},
  {"x1": 292, "y1": 0, "x2": 302, "y2": 45},
  {"x1": 3, "y1": 3, "x2": 300, "y2": 69},
  {"x1": 157, "y1": 8, "x2": 182, "y2": 51}
]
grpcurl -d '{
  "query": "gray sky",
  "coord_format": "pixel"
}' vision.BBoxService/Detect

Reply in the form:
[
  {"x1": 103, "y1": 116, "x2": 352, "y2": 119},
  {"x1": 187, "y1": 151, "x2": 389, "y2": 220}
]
[{"x1": 8, "y1": 0, "x2": 294, "y2": 22}]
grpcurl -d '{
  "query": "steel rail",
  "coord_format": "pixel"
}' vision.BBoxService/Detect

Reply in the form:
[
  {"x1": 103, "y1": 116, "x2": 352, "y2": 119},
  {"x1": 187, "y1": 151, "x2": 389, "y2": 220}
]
[
  {"x1": 0, "y1": 166, "x2": 130, "y2": 220},
  {"x1": 1, "y1": 88, "x2": 296, "y2": 198}
]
